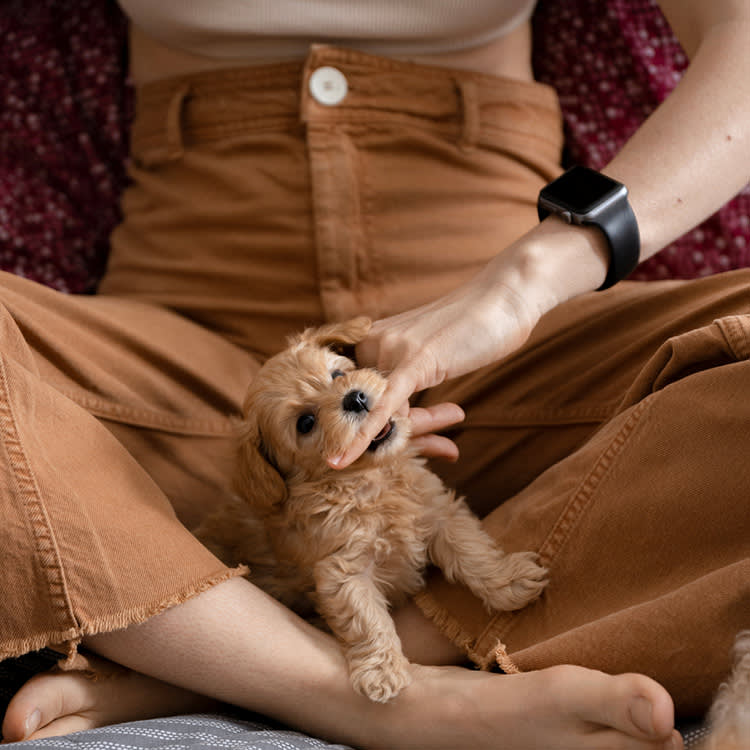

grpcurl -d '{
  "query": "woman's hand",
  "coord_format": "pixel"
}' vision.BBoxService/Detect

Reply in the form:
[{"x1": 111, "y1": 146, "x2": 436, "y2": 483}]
[
  {"x1": 399, "y1": 402, "x2": 466, "y2": 463},
  {"x1": 327, "y1": 253, "x2": 543, "y2": 469},
  {"x1": 327, "y1": 220, "x2": 610, "y2": 469}
]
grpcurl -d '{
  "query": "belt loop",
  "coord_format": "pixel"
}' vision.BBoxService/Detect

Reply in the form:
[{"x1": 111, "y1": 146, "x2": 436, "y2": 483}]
[
  {"x1": 457, "y1": 78, "x2": 480, "y2": 152},
  {"x1": 299, "y1": 62, "x2": 312, "y2": 125},
  {"x1": 300, "y1": 45, "x2": 324, "y2": 124},
  {"x1": 165, "y1": 83, "x2": 192, "y2": 161}
]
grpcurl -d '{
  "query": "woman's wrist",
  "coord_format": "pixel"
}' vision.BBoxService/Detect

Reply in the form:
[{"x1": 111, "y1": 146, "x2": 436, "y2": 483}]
[{"x1": 490, "y1": 216, "x2": 612, "y2": 317}]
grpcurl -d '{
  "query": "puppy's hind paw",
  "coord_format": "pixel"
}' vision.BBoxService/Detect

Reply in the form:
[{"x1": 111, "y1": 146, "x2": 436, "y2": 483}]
[
  {"x1": 485, "y1": 551, "x2": 548, "y2": 611},
  {"x1": 350, "y1": 651, "x2": 412, "y2": 703}
]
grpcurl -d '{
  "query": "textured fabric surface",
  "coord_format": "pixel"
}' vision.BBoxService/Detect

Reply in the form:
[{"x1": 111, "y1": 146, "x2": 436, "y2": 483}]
[
  {"x1": 8, "y1": 714, "x2": 355, "y2": 749},
  {"x1": 117, "y1": 0, "x2": 535, "y2": 59},
  {"x1": 5, "y1": 712, "x2": 709, "y2": 749},
  {"x1": 0, "y1": 0, "x2": 131, "y2": 293}
]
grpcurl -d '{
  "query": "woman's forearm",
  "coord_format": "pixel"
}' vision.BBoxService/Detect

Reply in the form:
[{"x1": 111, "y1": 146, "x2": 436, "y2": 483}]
[
  {"x1": 601, "y1": 3, "x2": 750, "y2": 262},
  {"x1": 520, "y1": 2, "x2": 750, "y2": 312}
]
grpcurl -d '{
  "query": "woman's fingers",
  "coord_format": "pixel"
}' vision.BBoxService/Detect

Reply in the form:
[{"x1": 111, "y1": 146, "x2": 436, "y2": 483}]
[
  {"x1": 337, "y1": 261, "x2": 544, "y2": 469},
  {"x1": 409, "y1": 434, "x2": 460, "y2": 462},
  {"x1": 408, "y1": 403, "x2": 465, "y2": 437}
]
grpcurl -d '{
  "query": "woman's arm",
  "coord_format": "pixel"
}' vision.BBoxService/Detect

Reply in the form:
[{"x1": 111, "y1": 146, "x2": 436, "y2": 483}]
[
  {"x1": 329, "y1": 0, "x2": 750, "y2": 468},
  {"x1": 604, "y1": 0, "x2": 750, "y2": 258}
]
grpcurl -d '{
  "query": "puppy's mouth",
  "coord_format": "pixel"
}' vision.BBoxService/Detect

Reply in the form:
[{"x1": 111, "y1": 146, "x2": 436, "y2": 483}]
[{"x1": 367, "y1": 419, "x2": 395, "y2": 452}]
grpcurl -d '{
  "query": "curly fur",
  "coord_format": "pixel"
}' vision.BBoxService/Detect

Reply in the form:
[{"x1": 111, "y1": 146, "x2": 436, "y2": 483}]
[
  {"x1": 196, "y1": 317, "x2": 547, "y2": 703},
  {"x1": 702, "y1": 631, "x2": 750, "y2": 750}
]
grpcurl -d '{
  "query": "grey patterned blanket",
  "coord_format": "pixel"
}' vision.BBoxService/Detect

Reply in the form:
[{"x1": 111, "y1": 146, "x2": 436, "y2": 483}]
[{"x1": 8, "y1": 712, "x2": 708, "y2": 749}]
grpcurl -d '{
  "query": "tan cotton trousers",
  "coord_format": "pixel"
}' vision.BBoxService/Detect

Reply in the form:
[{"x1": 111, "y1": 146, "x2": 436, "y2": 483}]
[{"x1": 0, "y1": 46, "x2": 747, "y2": 719}]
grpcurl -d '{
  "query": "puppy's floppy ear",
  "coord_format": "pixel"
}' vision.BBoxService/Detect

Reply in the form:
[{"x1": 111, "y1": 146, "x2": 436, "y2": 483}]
[
  {"x1": 300, "y1": 316, "x2": 371, "y2": 352},
  {"x1": 236, "y1": 417, "x2": 287, "y2": 513}
]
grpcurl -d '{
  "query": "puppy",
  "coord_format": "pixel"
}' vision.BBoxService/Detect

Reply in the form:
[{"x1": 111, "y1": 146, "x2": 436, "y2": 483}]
[
  {"x1": 702, "y1": 631, "x2": 750, "y2": 750},
  {"x1": 197, "y1": 317, "x2": 547, "y2": 703}
]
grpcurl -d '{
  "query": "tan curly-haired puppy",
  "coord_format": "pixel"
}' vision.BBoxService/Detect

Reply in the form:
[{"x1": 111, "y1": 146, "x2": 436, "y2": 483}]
[
  {"x1": 197, "y1": 317, "x2": 547, "y2": 703},
  {"x1": 701, "y1": 631, "x2": 750, "y2": 750}
]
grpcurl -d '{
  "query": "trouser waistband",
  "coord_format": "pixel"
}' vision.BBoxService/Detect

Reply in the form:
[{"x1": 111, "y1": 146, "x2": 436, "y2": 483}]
[{"x1": 131, "y1": 44, "x2": 562, "y2": 164}]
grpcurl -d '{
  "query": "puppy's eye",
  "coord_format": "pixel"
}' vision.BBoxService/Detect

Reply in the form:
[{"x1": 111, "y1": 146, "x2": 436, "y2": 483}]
[
  {"x1": 296, "y1": 413, "x2": 316, "y2": 434},
  {"x1": 331, "y1": 369, "x2": 346, "y2": 380}
]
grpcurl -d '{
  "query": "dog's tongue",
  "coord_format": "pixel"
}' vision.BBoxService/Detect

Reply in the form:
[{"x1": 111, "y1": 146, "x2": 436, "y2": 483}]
[{"x1": 367, "y1": 419, "x2": 394, "y2": 451}]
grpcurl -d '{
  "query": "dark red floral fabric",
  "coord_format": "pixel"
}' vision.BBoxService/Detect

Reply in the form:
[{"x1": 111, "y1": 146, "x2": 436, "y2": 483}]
[
  {"x1": 0, "y1": 0, "x2": 748, "y2": 291},
  {"x1": 0, "y1": 0, "x2": 131, "y2": 293}
]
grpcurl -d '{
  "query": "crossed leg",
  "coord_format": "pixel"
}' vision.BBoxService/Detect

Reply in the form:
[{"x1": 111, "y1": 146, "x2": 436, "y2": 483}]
[
  {"x1": 8, "y1": 273, "x2": 749, "y2": 747},
  {"x1": 3, "y1": 577, "x2": 682, "y2": 749}
]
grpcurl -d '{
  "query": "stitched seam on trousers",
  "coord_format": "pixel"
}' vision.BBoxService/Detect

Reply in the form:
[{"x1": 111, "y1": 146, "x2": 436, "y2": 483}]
[
  {"x1": 357, "y1": 134, "x2": 385, "y2": 314},
  {"x1": 134, "y1": 115, "x2": 303, "y2": 152},
  {"x1": 302, "y1": 116, "x2": 557, "y2": 156},
  {"x1": 473, "y1": 398, "x2": 651, "y2": 662},
  {"x1": 307, "y1": 126, "x2": 361, "y2": 320},
  {"x1": 535, "y1": 399, "x2": 651, "y2": 564},
  {"x1": 717, "y1": 315, "x2": 750, "y2": 361},
  {"x1": 0, "y1": 357, "x2": 79, "y2": 635},
  {"x1": 53, "y1": 389, "x2": 241, "y2": 437}
]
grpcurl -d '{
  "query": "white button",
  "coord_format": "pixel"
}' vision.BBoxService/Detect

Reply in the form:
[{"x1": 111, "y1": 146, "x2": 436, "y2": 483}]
[{"x1": 309, "y1": 66, "x2": 348, "y2": 106}]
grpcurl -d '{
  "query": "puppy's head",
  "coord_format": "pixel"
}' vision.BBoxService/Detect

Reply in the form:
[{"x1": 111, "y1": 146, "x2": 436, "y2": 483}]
[{"x1": 238, "y1": 317, "x2": 411, "y2": 509}]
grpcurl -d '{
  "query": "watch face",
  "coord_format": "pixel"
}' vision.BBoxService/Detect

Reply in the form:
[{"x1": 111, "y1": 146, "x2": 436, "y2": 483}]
[{"x1": 540, "y1": 166, "x2": 625, "y2": 214}]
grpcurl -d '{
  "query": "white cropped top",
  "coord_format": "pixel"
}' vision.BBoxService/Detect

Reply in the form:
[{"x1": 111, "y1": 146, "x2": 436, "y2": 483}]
[{"x1": 117, "y1": 0, "x2": 537, "y2": 60}]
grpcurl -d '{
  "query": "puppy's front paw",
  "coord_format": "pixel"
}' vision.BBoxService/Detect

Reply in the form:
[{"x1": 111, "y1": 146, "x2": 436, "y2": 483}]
[
  {"x1": 485, "y1": 551, "x2": 548, "y2": 611},
  {"x1": 349, "y1": 649, "x2": 412, "y2": 703}
]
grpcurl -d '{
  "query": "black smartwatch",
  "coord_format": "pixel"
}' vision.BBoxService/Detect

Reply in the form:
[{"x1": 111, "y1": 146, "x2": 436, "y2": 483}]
[{"x1": 537, "y1": 165, "x2": 640, "y2": 290}]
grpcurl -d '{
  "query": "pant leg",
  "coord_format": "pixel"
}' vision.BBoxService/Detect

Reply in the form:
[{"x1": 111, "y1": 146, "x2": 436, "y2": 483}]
[
  {"x1": 416, "y1": 270, "x2": 750, "y2": 716},
  {"x1": 0, "y1": 270, "x2": 256, "y2": 662}
]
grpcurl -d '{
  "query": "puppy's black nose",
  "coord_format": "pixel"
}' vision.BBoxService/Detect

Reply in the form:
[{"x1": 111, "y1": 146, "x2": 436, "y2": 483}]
[{"x1": 342, "y1": 390, "x2": 369, "y2": 413}]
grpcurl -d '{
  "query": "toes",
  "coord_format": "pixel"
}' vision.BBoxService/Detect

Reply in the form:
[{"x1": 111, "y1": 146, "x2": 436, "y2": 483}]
[
  {"x1": 3, "y1": 674, "x2": 48, "y2": 742},
  {"x1": 2, "y1": 660, "x2": 218, "y2": 742},
  {"x1": 18, "y1": 714, "x2": 100, "y2": 741},
  {"x1": 2, "y1": 669, "x2": 100, "y2": 741},
  {"x1": 550, "y1": 667, "x2": 676, "y2": 742},
  {"x1": 621, "y1": 675, "x2": 677, "y2": 741}
]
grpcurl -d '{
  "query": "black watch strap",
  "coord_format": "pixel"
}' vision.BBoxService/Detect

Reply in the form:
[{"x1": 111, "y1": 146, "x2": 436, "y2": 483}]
[
  {"x1": 590, "y1": 198, "x2": 641, "y2": 290},
  {"x1": 537, "y1": 166, "x2": 641, "y2": 291}
]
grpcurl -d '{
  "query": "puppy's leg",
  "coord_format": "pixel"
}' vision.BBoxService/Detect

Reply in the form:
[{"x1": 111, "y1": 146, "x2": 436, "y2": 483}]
[
  {"x1": 428, "y1": 494, "x2": 547, "y2": 612},
  {"x1": 702, "y1": 631, "x2": 750, "y2": 750},
  {"x1": 314, "y1": 555, "x2": 411, "y2": 703}
]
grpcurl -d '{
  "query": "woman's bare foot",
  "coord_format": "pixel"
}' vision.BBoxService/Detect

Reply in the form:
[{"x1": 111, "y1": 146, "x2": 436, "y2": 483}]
[
  {"x1": 2, "y1": 656, "x2": 682, "y2": 749},
  {"x1": 1, "y1": 655, "x2": 219, "y2": 742},
  {"x1": 383, "y1": 663, "x2": 684, "y2": 750},
  {"x1": 1, "y1": 581, "x2": 682, "y2": 749},
  {"x1": 386, "y1": 599, "x2": 682, "y2": 749}
]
